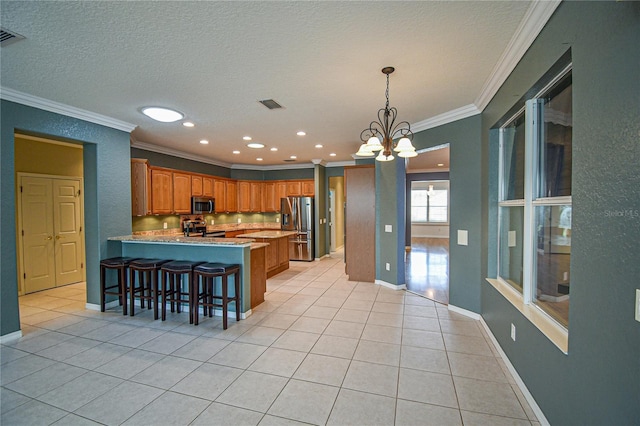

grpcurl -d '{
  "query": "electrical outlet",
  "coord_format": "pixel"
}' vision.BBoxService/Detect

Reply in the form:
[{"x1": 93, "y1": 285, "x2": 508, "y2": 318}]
[
  {"x1": 385, "y1": 225, "x2": 392, "y2": 233},
  {"x1": 163, "y1": 222, "x2": 168, "y2": 229},
  {"x1": 237, "y1": 218, "x2": 242, "y2": 224},
  {"x1": 635, "y1": 289, "x2": 640, "y2": 323},
  {"x1": 385, "y1": 262, "x2": 390, "y2": 271},
  {"x1": 511, "y1": 323, "x2": 516, "y2": 341},
  {"x1": 276, "y1": 217, "x2": 280, "y2": 223},
  {"x1": 563, "y1": 271, "x2": 569, "y2": 281},
  {"x1": 211, "y1": 219, "x2": 214, "y2": 225}
]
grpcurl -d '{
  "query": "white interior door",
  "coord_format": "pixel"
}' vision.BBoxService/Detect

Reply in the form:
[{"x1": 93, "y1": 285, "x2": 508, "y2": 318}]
[
  {"x1": 53, "y1": 179, "x2": 84, "y2": 286},
  {"x1": 19, "y1": 175, "x2": 84, "y2": 294},
  {"x1": 20, "y1": 176, "x2": 56, "y2": 293}
]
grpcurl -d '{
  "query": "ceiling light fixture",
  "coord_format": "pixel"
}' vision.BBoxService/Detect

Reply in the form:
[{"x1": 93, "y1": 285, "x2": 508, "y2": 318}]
[
  {"x1": 233, "y1": 150, "x2": 240, "y2": 154},
  {"x1": 243, "y1": 136, "x2": 252, "y2": 141},
  {"x1": 356, "y1": 67, "x2": 417, "y2": 161},
  {"x1": 290, "y1": 155, "x2": 297, "y2": 159},
  {"x1": 247, "y1": 143, "x2": 265, "y2": 149},
  {"x1": 257, "y1": 158, "x2": 263, "y2": 161},
  {"x1": 437, "y1": 163, "x2": 444, "y2": 167},
  {"x1": 330, "y1": 153, "x2": 336, "y2": 157},
  {"x1": 199, "y1": 139, "x2": 209, "y2": 145},
  {"x1": 297, "y1": 131, "x2": 306, "y2": 136},
  {"x1": 270, "y1": 147, "x2": 278, "y2": 151},
  {"x1": 315, "y1": 144, "x2": 323, "y2": 148},
  {"x1": 182, "y1": 121, "x2": 195, "y2": 128},
  {"x1": 141, "y1": 107, "x2": 183, "y2": 123}
]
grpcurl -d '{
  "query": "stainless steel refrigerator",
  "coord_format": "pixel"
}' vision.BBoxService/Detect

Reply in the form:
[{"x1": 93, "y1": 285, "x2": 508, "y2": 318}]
[{"x1": 281, "y1": 196, "x2": 314, "y2": 261}]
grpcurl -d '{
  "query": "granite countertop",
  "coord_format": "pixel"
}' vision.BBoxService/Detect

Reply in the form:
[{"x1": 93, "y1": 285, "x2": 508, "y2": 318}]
[
  {"x1": 250, "y1": 242, "x2": 270, "y2": 250},
  {"x1": 238, "y1": 230, "x2": 297, "y2": 239},
  {"x1": 109, "y1": 235, "x2": 254, "y2": 246}
]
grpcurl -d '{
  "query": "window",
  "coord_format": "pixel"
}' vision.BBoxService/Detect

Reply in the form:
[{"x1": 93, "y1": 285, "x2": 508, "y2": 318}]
[
  {"x1": 497, "y1": 67, "x2": 572, "y2": 330},
  {"x1": 411, "y1": 181, "x2": 448, "y2": 223}
]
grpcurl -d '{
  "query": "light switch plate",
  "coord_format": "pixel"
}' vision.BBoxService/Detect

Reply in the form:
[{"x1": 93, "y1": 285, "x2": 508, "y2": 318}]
[
  {"x1": 508, "y1": 230, "x2": 516, "y2": 247},
  {"x1": 385, "y1": 225, "x2": 392, "y2": 233},
  {"x1": 635, "y1": 289, "x2": 640, "y2": 322},
  {"x1": 237, "y1": 218, "x2": 242, "y2": 224},
  {"x1": 458, "y1": 230, "x2": 468, "y2": 246},
  {"x1": 163, "y1": 222, "x2": 168, "y2": 229}
]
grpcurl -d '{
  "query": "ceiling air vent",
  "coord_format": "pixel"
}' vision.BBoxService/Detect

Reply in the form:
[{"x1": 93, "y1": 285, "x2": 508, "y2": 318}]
[
  {"x1": 283, "y1": 159, "x2": 296, "y2": 162},
  {"x1": 0, "y1": 28, "x2": 25, "y2": 47},
  {"x1": 259, "y1": 99, "x2": 284, "y2": 110}
]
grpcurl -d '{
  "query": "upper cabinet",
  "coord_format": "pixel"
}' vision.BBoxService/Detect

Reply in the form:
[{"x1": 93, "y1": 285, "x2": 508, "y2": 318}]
[
  {"x1": 286, "y1": 180, "x2": 302, "y2": 196},
  {"x1": 213, "y1": 178, "x2": 226, "y2": 212},
  {"x1": 301, "y1": 179, "x2": 315, "y2": 196},
  {"x1": 263, "y1": 182, "x2": 278, "y2": 212},
  {"x1": 226, "y1": 180, "x2": 238, "y2": 212},
  {"x1": 131, "y1": 159, "x2": 151, "y2": 216},
  {"x1": 238, "y1": 181, "x2": 251, "y2": 212},
  {"x1": 191, "y1": 175, "x2": 203, "y2": 197},
  {"x1": 172, "y1": 172, "x2": 192, "y2": 214},
  {"x1": 250, "y1": 181, "x2": 263, "y2": 212},
  {"x1": 203, "y1": 176, "x2": 214, "y2": 198},
  {"x1": 151, "y1": 168, "x2": 173, "y2": 215}
]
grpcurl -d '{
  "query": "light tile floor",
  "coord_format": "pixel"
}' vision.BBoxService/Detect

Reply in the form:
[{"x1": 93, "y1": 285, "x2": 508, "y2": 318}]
[{"x1": 1, "y1": 251, "x2": 540, "y2": 425}]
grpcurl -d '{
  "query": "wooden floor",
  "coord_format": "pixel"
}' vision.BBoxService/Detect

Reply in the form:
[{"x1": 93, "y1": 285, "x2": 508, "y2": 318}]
[{"x1": 405, "y1": 238, "x2": 449, "y2": 305}]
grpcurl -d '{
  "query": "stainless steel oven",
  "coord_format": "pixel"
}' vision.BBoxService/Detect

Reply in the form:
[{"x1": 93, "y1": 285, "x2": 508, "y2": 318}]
[{"x1": 191, "y1": 197, "x2": 214, "y2": 214}]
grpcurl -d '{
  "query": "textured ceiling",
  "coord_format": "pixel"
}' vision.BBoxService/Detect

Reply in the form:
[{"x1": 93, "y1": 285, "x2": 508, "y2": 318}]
[{"x1": 1, "y1": 1, "x2": 534, "y2": 168}]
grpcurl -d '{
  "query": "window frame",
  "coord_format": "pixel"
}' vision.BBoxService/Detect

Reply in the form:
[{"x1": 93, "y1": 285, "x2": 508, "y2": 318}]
[{"x1": 410, "y1": 180, "x2": 449, "y2": 225}]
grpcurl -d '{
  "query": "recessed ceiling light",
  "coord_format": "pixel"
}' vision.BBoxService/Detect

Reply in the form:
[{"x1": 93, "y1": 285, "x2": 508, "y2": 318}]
[
  {"x1": 297, "y1": 131, "x2": 306, "y2": 136},
  {"x1": 247, "y1": 143, "x2": 265, "y2": 149},
  {"x1": 233, "y1": 150, "x2": 240, "y2": 154},
  {"x1": 437, "y1": 163, "x2": 444, "y2": 167},
  {"x1": 257, "y1": 158, "x2": 263, "y2": 161},
  {"x1": 141, "y1": 107, "x2": 183, "y2": 123},
  {"x1": 243, "y1": 136, "x2": 252, "y2": 141},
  {"x1": 182, "y1": 121, "x2": 195, "y2": 128},
  {"x1": 270, "y1": 147, "x2": 278, "y2": 151},
  {"x1": 330, "y1": 153, "x2": 336, "y2": 157},
  {"x1": 200, "y1": 139, "x2": 209, "y2": 145},
  {"x1": 290, "y1": 155, "x2": 297, "y2": 159},
  {"x1": 315, "y1": 144, "x2": 323, "y2": 148}
]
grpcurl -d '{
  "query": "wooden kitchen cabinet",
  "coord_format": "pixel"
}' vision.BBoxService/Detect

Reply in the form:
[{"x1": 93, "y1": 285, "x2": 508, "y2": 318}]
[
  {"x1": 226, "y1": 180, "x2": 238, "y2": 212},
  {"x1": 276, "y1": 181, "x2": 288, "y2": 204},
  {"x1": 250, "y1": 181, "x2": 263, "y2": 212},
  {"x1": 213, "y1": 179, "x2": 226, "y2": 212},
  {"x1": 238, "y1": 181, "x2": 251, "y2": 212},
  {"x1": 301, "y1": 179, "x2": 315, "y2": 196},
  {"x1": 286, "y1": 180, "x2": 302, "y2": 196},
  {"x1": 151, "y1": 168, "x2": 173, "y2": 214},
  {"x1": 263, "y1": 182, "x2": 278, "y2": 212},
  {"x1": 191, "y1": 174, "x2": 203, "y2": 196},
  {"x1": 172, "y1": 172, "x2": 192, "y2": 214},
  {"x1": 131, "y1": 159, "x2": 151, "y2": 216},
  {"x1": 278, "y1": 235, "x2": 290, "y2": 267},
  {"x1": 250, "y1": 245, "x2": 267, "y2": 308},
  {"x1": 203, "y1": 176, "x2": 214, "y2": 197}
]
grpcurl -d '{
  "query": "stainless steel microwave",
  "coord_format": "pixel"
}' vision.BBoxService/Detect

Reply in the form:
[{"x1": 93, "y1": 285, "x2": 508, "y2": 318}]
[{"x1": 191, "y1": 197, "x2": 215, "y2": 214}]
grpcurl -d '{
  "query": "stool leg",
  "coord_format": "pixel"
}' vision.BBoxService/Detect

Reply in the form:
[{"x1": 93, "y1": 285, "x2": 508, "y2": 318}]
[
  {"x1": 120, "y1": 266, "x2": 128, "y2": 316},
  {"x1": 194, "y1": 274, "x2": 200, "y2": 326},
  {"x1": 234, "y1": 271, "x2": 240, "y2": 322},
  {"x1": 222, "y1": 275, "x2": 228, "y2": 330},
  {"x1": 130, "y1": 269, "x2": 136, "y2": 316},
  {"x1": 161, "y1": 270, "x2": 167, "y2": 321},
  {"x1": 152, "y1": 269, "x2": 159, "y2": 320},
  {"x1": 188, "y1": 272, "x2": 194, "y2": 324},
  {"x1": 100, "y1": 265, "x2": 106, "y2": 312},
  {"x1": 208, "y1": 277, "x2": 214, "y2": 318}
]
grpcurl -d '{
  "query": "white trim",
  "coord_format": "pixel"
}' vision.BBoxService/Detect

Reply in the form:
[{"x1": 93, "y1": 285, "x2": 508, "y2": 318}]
[
  {"x1": 375, "y1": 280, "x2": 407, "y2": 291},
  {"x1": 474, "y1": 0, "x2": 562, "y2": 111},
  {"x1": 447, "y1": 304, "x2": 481, "y2": 320},
  {"x1": 1, "y1": 87, "x2": 136, "y2": 132},
  {"x1": 479, "y1": 316, "x2": 551, "y2": 426},
  {"x1": 231, "y1": 162, "x2": 314, "y2": 171},
  {"x1": 0, "y1": 330, "x2": 23, "y2": 343},
  {"x1": 412, "y1": 104, "x2": 480, "y2": 133}
]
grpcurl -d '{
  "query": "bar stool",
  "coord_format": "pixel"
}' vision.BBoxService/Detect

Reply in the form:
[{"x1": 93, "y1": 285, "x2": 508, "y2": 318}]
[
  {"x1": 193, "y1": 263, "x2": 241, "y2": 330},
  {"x1": 100, "y1": 256, "x2": 137, "y2": 315},
  {"x1": 129, "y1": 258, "x2": 171, "y2": 319},
  {"x1": 160, "y1": 260, "x2": 203, "y2": 323}
]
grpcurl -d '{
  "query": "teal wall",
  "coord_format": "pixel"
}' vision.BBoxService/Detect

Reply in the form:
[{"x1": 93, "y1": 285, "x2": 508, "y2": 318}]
[
  {"x1": 314, "y1": 164, "x2": 328, "y2": 258},
  {"x1": 481, "y1": 2, "x2": 640, "y2": 424},
  {"x1": 1, "y1": 101, "x2": 132, "y2": 336},
  {"x1": 411, "y1": 115, "x2": 483, "y2": 312},
  {"x1": 131, "y1": 147, "x2": 231, "y2": 177}
]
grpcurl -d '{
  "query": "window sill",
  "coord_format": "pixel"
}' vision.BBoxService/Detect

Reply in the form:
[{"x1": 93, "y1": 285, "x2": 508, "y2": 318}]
[{"x1": 486, "y1": 278, "x2": 568, "y2": 354}]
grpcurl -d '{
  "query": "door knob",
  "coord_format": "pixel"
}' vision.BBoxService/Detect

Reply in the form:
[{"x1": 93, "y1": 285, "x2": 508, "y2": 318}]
[
  {"x1": 55, "y1": 235, "x2": 63, "y2": 240},
  {"x1": 45, "y1": 235, "x2": 53, "y2": 241}
]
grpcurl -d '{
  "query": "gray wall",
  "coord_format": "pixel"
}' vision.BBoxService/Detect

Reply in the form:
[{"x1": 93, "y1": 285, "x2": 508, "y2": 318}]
[
  {"x1": 314, "y1": 164, "x2": 328, "y2": 258},
  {"x1": 1, "y1": 101, "x2": 132, "y2": 336},
  {"x1": 411, "y1": 115, "x2": 483, "y2": 312},
  {"x1": 131, "y1": 147, "x2": 231, "y2": 177},
  {"x1": 481, "y1": 2, "x2": 640, "y2": 424}
]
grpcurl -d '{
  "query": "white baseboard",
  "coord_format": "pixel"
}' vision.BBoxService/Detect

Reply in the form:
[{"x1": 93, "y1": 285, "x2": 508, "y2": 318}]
[
  {"x1": 448, "y1": 304, "x2": 481, "y2": 320},
  {"x1": 0, "y1": 330, "x2": 23, "y2": 344},
  {"x1": 479, "y1": 317, "x2": 550, "y2": 426},
  {"x1": 375, "y1": 280, "x2": 407, "y2": 290}
]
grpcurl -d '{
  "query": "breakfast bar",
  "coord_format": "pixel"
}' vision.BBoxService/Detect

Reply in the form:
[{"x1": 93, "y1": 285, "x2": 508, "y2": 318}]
[{"x1": 107, "y1": 235, "x2": 267, "y2": 315}]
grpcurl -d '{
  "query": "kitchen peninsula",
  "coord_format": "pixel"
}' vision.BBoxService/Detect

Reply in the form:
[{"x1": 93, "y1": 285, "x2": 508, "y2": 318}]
[
  {"x1": 108, "y1": 235, "x2": 268, "y2": 315},
  {"x1": 238, "y1": 230, "x2": 295, "y2": 278}
]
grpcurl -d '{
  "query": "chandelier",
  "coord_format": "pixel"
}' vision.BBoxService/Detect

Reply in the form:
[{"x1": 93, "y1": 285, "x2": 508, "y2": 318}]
[{"x1": 356, "y1": 67, "x2": 417, "y2": 161}]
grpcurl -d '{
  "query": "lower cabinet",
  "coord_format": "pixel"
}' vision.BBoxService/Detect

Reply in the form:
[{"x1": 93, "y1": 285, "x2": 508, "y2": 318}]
[
  {"x1": 249, "y1": 236, "x2": 290, "y2": 278},
  {"x1": 250, "y1": 245, "x2": 266, "y2": 308}
]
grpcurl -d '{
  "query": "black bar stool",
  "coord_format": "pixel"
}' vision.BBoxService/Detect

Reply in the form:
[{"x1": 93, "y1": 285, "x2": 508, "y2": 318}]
[
  {"x1": 100, "y1": 256, "x2": 137, "y2": 315},
  {"x1": 193, "y1": 263, "x2": 241, "y2": 330},
  {"x1": 129, "y1": 258, "x2": 171, "y2": 319},
  {"x1": 160, "y1": 260, "x2": 203, "y2": 323}
]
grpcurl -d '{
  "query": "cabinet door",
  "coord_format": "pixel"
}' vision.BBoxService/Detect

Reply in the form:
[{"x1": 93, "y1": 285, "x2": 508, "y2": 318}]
[
  {"x1": 278, "y1": 236, "x2": 290, "y2": 267},
  {"x1": 265, "y1": 239, "x2": 278, "y2": 270},
  {"x1": 203, "y1": 177, "x2": 214, "y2": 197},
  {"x1": 286, "y1": 180, "x2": 302, "y2": 196},
  {"x1": 301, "y1": 180, "x2": 315, "y2": 196},
  {"x1": 226, "y1": 180, "x2": 238, "y2": 212},
  {"x1": 263, "y1": 182, "x2": 277, "y2": 212},
  {"x1": 173, "y1": 172, "x2": 192, "y2": 214},
  {"x1": 131, "y1": 159, "x2": 151, "y2": 216},
  {"x1": 151, "y1": 168, "x2": 173, "y2": 214},
  {"x1": 250, "y1": 181, "x2": 263, "y2": 212},
  {"x1": 276, "y1": 181, "x2": 288, "y2": 206},
  {"x1": 191, "y1": 175, "x2": 203, "y2": 196},
  {"x1": 214, "y1": 179, "x2": 226, "y2": 212},
  {"x1": 237, "y1": 181, "x2": 251, "y2": 212}
]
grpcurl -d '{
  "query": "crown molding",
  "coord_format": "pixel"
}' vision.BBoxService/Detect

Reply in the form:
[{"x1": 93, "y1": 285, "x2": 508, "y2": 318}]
[
  {"x1": 131, "y1": 140, "x2": 233, "y2": 168},
  {"x1": 325, "y1": 160, "x2": 356, "y2": 168},
  {"x1": 412, "y1": 104, "x2": 480, "y2": 133},
  {"x1": 474, "y1": 0, "x2": 562, "y2": 111},
  {"x1": 231, "y1": 162, "x2": 314, "y2": 171},
  {"x1": 0, "y1": 86, "x2": 136, "y2": 132}
]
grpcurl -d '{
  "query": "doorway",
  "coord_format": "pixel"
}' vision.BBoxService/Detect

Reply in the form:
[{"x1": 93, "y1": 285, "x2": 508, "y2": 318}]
[
  {"x1": 14, "y1": 134, "x2": 86, "y2": 295},
  {"x1": 405, "y1": 145, "x2": 450, "y2": 304}
]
